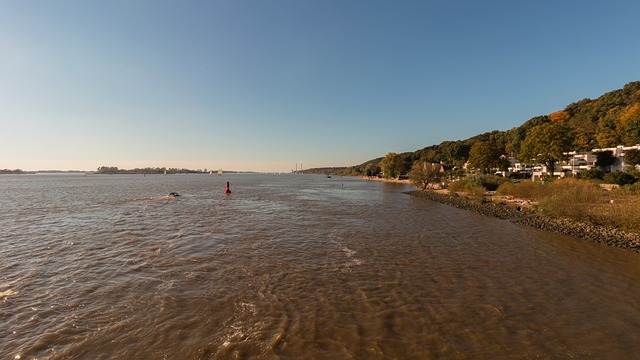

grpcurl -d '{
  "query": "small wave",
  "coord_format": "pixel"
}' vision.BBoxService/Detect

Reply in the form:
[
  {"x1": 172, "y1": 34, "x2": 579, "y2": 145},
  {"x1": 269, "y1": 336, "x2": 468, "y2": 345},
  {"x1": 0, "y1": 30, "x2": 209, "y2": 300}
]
[
  {"x1": 0, "y1": 289, "x2": 17, "y2": 299},
  {"x1": 238, "y1": 302, "x2": 258, "y2": 316},
  {"x1": 341, "y1": 246, "x2": 356, "y2": 257},
  {"x1": 0, "y1": 274, "x2": 32, "y2": 299},
  {"x1": 136, "y1": 195, "x2": 179, "y2": 202},
  {"x1": 337, "y1": 246, "x2": 364, "y2": 273}
]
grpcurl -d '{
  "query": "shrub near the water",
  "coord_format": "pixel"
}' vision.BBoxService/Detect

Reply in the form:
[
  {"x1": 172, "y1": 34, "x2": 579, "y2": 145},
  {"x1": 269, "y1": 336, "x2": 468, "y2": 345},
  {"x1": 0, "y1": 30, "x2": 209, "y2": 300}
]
[
  {"x1": 598, "y1": 182, "x2": 640, "y2": 232},
  {"x1": 592, "y1": 195, "x2": 640, "y2": 233},
  {"x1": 537, "y1": 178, "x2": 605, "y2": 221},
  {"x1": 497, "y1": 178, "x2": 640, "y2": 233},
  {"x1": 448, "y1": 178, "x2": 485, "y2": 197},
  {"x1": 449, "y1": 175, "x2": 508, "y2": 199},
  {"x1": 478, "y1": 175, "x2": 508, "y2": 191},
  {"x1": 496, "y1": 180, "x2": 549, "y2": 202}
]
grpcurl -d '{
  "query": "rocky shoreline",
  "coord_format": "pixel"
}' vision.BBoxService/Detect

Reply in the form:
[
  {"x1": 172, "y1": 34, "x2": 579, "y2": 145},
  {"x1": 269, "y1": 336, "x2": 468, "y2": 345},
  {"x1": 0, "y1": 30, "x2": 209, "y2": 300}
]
[{"x1": 406, "y1": 190, "x2": 640, "y2": 253}]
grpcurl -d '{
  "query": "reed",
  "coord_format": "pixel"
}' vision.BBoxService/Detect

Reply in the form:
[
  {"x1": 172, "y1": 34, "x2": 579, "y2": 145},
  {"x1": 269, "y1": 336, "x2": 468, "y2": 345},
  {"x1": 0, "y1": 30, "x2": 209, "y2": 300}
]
[
  {"x1": 497, "y1": 178, "x2": 640, "y2": 233},
  {"x1": 496, "y1": 180, "x2": 549, "y2": 202},
  {"x1": 537, "y1": 179, "x2": 605, "y2": 221},
  {"x1": 450, "y1": 175, "x2": 507, "y2": 197},
  {"x1": 592, "y1": 195, "x2": 640, "y2": 233},
  {"x1": 449, "y1": 179, "x2": 485, "y2": 198}
]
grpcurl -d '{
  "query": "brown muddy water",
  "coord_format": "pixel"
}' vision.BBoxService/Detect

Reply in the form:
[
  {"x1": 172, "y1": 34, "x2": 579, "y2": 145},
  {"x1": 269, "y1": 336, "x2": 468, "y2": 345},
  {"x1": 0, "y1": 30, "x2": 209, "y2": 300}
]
[{"x1": 1, "y1": 174, "x2": 639, "y2": 359}]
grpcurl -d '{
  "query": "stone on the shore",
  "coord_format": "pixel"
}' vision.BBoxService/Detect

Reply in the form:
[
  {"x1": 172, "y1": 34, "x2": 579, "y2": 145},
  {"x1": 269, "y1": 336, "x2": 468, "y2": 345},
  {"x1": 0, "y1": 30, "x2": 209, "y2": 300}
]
[{"x1": 406, "y1": 190, "x2": 640, "y2": 252}]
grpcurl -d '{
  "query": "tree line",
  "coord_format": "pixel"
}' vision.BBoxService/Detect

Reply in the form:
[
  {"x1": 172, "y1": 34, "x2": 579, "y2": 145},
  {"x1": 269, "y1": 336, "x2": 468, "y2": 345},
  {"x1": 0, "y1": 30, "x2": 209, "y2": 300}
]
[
  {"x1": 304, "y1": 80, "x2": 640, "y2": 183},
  {"x1": 0, "y1": 169, "x2": 30, "y2": 174},
  {"x1": 96, "y1": 166, "x2": 206, "y2": 174}
]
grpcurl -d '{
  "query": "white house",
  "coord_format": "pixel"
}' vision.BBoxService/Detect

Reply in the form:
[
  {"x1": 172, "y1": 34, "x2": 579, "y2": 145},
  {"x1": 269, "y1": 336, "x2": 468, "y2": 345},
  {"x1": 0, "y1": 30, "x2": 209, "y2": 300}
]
[
  {"x1": 591, "y1": 145, "x2": 640, "y2": 172},
  {"x1": 508, "y1": 144, "x2": 640, "y2": 180}
]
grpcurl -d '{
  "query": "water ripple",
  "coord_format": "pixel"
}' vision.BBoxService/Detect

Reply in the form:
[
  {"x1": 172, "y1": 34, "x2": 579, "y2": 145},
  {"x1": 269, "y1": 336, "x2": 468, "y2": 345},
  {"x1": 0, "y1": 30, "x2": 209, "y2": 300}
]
[{"x1": 1, "y1": 174, "x2": 640, "y2": 358}]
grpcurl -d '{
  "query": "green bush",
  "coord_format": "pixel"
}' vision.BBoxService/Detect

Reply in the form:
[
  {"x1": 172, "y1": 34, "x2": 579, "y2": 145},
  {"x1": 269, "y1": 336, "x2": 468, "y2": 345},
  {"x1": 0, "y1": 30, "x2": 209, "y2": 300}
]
[
  {"x1": 449, "y1": 177, "x2": 486, "y2": 197},
  {"x1": 477, "y1": 175, "x2": 508, "y2": 191},
  {"x1": 603, "y1": 171, "x2": 638, "y2": 185},
  {"x1": 579, "y1": 168, "x2": 603, "y2": 180},
  {"x1": 449, "y1": 175, "x2": 507, "y2": 197}
]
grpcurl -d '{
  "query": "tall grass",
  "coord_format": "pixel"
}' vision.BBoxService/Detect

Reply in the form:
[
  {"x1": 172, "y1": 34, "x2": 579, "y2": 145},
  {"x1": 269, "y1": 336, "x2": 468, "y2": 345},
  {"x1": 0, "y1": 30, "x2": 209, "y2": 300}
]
[
  {"x1": 592, "y1": 196, "x2": 640, "y2": 233},
  {"x1": 496, "y1": 180, "x2": 549, "y2": 202},
  {"x1": 449, "y1": 175, "x2": 507, "y2": 198},
  {"x1": 496, "y1": 178, "x2": 640, "y2": 233},
  {"x1": 612, "y1": 182, "x2": 640, "y2": 195},
  {"x1": 448, "y1": 178, "x2": 485, "y2": 198},
  {"x1": 536, "y1": 179, "x2": 604, "y2": 221}
]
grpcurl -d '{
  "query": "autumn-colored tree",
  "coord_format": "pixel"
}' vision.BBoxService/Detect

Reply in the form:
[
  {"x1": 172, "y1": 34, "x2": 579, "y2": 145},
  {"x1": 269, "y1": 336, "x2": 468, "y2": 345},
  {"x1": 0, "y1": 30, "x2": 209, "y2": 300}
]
[
  {"x1": 408, "y1": 162, "x2": 443, "y2": 189},
  {"x1": 309, "y1": 81, "x2": 640, "y2": 178},
  {"x1": 380, "y1": 152, "x2": 406, "y2": 178},
  {"x1": 620, "y1": 104, "x2": 640, "y2": 122},
  {"x1": 466, "y1": 141, "x2": 502, "y2": 173},
  {"x1": 549, "y1": 110, "x2": 571, "y2": 123},
  {"x1": 519, "y1": 123, "x2": 573, "y2": 174},
  {"x1": 619, "y1": 104, "x2": 640, "y2": 145},
  {"x1": 596, "y1": 129, "x2": 620, "y2": 148},
  {"x1": 596, "y1": 114, "x2": 622, "y2": 148}
]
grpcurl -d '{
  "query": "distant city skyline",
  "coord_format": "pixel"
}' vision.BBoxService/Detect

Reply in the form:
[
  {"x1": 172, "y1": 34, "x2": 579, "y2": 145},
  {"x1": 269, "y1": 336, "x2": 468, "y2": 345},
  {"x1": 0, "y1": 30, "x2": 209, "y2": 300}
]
[{"x1": 2, "y1": 1, "x2": 639, "y2": 172}]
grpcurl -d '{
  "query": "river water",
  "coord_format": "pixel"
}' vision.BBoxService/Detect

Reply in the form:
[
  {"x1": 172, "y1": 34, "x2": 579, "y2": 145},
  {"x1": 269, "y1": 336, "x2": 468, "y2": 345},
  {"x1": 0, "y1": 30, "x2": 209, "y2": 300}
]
[{"x1": 1, "y1": 173, "x2": 639, "y2": 359}]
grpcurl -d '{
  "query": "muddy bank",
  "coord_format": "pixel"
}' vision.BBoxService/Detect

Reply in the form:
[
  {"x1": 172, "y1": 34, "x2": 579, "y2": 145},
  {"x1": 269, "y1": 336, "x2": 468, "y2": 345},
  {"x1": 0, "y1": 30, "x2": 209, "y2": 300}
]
[{"x1": 406, "y1": 190, "x2": 640, "y2": 252}]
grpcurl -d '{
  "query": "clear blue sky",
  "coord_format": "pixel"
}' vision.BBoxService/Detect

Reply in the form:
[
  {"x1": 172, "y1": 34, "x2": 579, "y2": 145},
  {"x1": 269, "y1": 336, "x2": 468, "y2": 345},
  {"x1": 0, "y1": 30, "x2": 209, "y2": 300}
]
[{"x1": 2, "y1": 0, "x2": 639, "y2": 172}]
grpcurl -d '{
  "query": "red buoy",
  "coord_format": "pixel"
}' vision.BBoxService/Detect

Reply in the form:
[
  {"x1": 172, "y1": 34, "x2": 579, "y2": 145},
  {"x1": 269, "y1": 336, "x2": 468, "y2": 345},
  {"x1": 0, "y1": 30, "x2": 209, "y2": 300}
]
[{"x1": 224, "y1": 181, "x2": 231, "y2": 194}]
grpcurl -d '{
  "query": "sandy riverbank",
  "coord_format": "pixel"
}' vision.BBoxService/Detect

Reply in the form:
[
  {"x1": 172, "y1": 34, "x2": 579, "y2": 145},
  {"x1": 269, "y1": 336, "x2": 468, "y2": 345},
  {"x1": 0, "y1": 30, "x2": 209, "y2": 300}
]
[
  {"x1": 359, "y1": 176, "x2": 412, "y2": 184},
  {"x1": 406, "y1": 189, "x2": 640, "y2": 253}
]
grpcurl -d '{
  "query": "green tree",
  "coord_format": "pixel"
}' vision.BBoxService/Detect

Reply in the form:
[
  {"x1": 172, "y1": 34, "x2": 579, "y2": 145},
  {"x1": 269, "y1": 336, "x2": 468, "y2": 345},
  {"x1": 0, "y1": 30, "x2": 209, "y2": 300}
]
[
  {"x1": 603, "y1": 171, "x2": 637, "y2": 186},
  {"x1": 624, "y1": 149, "x2": 640, "y2": 168},
  {"x1": 96, "y1": 166, "x2": 119, "y2": 174},
  {"x1": 579, "y1": 168, "x2": 604, "y2": 180},
  {"x1": 620, "y1": 118, "x2": 640, "y2": 145},
  {"x1": 408, "y1": 161, "x2": 443, "y2": 189},
  {"x1": 364, "y1": 163, "x2": 381, "y2": 177},
  {"x1": 380, "y1": 152, "x2": 405, "y2": 179},
  {"x1": 466, "y1": 141, "x2": 502, "y2": 173},
  {"x1": 596, "y1": 109, "x2": 623, "y2": 147},
  {"x1": 519, "y1": 123, "x2": 573, "y2": 174}
]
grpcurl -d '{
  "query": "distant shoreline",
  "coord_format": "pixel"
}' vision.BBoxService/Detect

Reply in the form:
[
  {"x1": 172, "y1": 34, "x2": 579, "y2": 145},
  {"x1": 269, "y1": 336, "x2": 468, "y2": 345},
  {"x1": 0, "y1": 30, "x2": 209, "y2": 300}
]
[
  {"x1": 406, "y1": 189, "x2": 640, "y2": 253},
  {"x1": 358, "y1": 176, "x2": 412, "y2": 184},
  {"x1": 0, "y1": 170, "x2": 257, "y2": 175}
]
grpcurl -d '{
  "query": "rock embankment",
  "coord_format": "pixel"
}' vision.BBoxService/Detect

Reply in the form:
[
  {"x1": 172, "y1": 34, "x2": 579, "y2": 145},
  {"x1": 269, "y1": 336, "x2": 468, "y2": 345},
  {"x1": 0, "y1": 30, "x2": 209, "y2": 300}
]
[{"x1": 406, "y1": 190, "x2": 640, "y2": 252}]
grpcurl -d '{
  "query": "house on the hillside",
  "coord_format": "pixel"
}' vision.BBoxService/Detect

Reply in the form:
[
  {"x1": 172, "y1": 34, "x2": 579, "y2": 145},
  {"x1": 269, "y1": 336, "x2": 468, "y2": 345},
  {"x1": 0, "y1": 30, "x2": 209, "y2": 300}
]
[
  {"x1": 531, "y1": 166, "x2": 570, "y2": 181},
  {"x1": 505, "y1": 157, "x2": 534, "y2": 177},
  {"x1": 591, "y1": 145, "x2": 640, "y2": 172},
  {"x1": 558, "y1": 151, "x2": 598, "y2": 176},
  {"x1": 507, "y1": 144, "x2": 640, "y2": 180}
]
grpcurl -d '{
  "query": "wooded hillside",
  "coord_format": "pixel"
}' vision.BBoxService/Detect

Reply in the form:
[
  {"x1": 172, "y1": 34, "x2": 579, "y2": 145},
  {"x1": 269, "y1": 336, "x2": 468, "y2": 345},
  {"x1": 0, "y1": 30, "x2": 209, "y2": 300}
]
[{"x1": 304, "y1": 81, "x2": 640, "y2": 176}]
